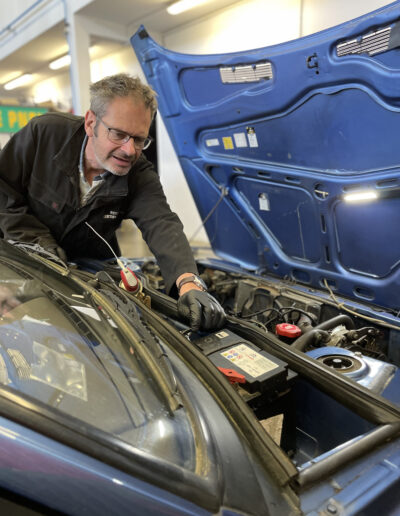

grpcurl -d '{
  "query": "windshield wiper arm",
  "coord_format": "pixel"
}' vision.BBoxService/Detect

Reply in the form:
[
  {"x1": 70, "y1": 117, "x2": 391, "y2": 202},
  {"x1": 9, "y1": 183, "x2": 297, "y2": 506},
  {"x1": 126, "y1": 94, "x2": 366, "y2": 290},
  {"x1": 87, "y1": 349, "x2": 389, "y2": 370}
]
[
  {"x1": 70, "y1": 272, "x2": 181, "y2": 414},
  {"x1": 7, "y1": 241, "x2": 69, "y2": 271}
]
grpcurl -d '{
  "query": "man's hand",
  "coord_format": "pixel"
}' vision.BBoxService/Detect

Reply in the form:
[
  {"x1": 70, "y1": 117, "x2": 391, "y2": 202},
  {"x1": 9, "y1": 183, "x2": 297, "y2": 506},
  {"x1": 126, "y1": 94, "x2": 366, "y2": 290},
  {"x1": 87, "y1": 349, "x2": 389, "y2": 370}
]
[{"x1": 177, "y1": 290, "x2": 226, "y2": 332}]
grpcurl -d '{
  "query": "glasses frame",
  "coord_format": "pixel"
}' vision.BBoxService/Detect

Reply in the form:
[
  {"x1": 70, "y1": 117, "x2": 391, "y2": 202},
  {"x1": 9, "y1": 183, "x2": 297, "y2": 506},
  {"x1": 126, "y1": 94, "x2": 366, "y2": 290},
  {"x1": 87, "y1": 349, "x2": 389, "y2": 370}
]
[{"x1": 96, "y1": 116, "x2": 153, "y2": 150}]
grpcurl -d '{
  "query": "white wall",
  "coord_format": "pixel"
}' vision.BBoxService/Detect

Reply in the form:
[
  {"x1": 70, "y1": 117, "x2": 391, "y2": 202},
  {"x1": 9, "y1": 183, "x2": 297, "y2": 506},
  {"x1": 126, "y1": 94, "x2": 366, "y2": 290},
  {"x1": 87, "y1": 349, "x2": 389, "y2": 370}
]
[
  {"x1": 0, "y1": 133, "x2": 10, "y2": 150},
  {"x1": 0, "y1": 0, "x2": 42, "y2": 29},
  {"x1": 29, "y1": 72, "x2": 71, "y2": 111},
  {"x1": 0, "y1": 0, "x2": 93, "y2": 60},
  {"x1": 301, "y1": 0, "x2": 392, "y2": 36},
  {"x1": 164, "y1": 0, "x2": 301, "y2": 53},
  {"x1": 26, "y1": 46, "x2": 141, "y2": 111},
  {"x1": 90, "y1": 46, "x2": 141, "y2": 83}
]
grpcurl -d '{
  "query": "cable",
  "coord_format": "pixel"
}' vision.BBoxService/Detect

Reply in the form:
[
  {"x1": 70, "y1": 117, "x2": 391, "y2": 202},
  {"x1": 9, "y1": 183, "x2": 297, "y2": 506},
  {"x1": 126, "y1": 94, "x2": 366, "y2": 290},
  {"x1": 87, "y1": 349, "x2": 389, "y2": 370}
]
[
  {"x1": 85, "y1": 222, "x2": 123, "y2": 268},
  {"x1": 280, "y1": 307, "x2": 316, "y2": 324},
  {"x1": 85, "y1": 222, "x2": 140, "y2": 293},
  {"x1": 323, "y1": 279, "x2": 400, "y2": 331},
  {"x1": 240, "y1": 307, "x2": 280, "y2": 319},
  {"x1": 189, "y1": 187, "x2": 228, "y2": 243}
]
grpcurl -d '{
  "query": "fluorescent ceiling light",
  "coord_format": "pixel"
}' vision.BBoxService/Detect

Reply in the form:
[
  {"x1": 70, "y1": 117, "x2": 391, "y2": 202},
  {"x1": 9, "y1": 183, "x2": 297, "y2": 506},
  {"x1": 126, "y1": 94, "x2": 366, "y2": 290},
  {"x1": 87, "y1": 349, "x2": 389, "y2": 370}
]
[
  {"x1": 167, "y1": 0, "x2": 209, "y2": 15},
  {"x1": 343, "y1": 190, "x2": 378, "y2": 202},
  {"x1": 49, "y1": 54, "x2": 71, "y2": 70},
  {"x1": 49, "y1": 47, "x2": 98, "y2": 70},
  {"x1": 0, "y1": 71, "x2": 23, "y2": 85},
  {"x1": 3, "y1": 74, "x2": 33, "y2": 90}
]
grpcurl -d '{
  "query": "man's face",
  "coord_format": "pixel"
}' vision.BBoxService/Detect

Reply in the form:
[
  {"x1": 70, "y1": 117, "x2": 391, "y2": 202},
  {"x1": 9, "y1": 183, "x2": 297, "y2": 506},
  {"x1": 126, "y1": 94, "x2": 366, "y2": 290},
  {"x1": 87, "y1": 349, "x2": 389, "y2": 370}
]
[{"x1": 84, "y1": 96, "x2": 152, "y2": 176}]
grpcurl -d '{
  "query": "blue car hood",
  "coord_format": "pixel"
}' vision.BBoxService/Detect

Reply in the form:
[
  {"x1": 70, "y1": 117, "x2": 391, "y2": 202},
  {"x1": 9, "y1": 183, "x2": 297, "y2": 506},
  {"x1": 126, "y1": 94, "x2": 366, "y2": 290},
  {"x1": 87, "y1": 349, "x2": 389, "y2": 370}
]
[{"x1": 131, "y1": 2, "x2": 400, "y2": 312}]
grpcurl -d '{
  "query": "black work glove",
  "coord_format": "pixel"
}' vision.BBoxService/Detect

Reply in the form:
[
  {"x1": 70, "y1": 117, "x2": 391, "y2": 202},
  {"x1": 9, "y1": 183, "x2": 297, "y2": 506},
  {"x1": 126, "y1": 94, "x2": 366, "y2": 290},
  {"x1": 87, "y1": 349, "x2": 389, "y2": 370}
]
[{"x1": 177, "y1": 290, "x2": 226, "y2": 332}]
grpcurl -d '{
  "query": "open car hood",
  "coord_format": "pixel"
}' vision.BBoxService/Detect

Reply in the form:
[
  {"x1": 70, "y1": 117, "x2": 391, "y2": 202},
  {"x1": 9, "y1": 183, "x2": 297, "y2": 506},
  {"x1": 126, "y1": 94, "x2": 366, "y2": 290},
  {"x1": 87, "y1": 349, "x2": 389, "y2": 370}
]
[{"x1": 131, "y1": 2, "x2": 400, "y2": 312}]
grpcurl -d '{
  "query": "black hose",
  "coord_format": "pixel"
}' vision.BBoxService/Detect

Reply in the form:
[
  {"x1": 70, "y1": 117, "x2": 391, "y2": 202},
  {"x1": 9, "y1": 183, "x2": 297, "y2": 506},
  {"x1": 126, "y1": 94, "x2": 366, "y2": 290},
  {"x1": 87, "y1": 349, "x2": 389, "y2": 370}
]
[
  {"x1": 313, "y1": 314, "x2": 355, "y2": 331},
  {"x1": 291, "y1": 314, "x2": 355, "y2": 351}
]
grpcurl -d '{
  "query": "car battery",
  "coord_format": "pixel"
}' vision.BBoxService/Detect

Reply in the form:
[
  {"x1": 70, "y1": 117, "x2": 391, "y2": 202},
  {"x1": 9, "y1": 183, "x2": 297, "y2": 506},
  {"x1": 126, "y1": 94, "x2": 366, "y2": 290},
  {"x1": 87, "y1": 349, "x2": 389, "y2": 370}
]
[{"x1": 194, "y1": 329, "x2": 290, "y2": 397}]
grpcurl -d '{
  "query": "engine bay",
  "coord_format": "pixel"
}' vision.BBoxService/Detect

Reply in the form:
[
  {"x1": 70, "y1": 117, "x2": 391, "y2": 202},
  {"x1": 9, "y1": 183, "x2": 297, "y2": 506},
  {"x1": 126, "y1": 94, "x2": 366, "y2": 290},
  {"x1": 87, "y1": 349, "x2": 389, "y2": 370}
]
[
  {"x1": 141, "y1": 258, "x2": 399, "y2": 367},
  {"x1": 1, "y1": 243, "x2": 400, "y2": 487},
  {"x1": 138, "y1": 258, "x2": 400, "y2": 468}
]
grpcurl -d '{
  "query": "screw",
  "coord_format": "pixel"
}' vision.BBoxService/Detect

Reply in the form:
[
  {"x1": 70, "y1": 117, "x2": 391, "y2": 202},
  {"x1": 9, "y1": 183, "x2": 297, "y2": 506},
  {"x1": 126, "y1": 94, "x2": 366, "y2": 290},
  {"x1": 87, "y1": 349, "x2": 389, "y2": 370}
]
[{"x1": 326, "y1": 503, "x2": 338, "y2": 514}]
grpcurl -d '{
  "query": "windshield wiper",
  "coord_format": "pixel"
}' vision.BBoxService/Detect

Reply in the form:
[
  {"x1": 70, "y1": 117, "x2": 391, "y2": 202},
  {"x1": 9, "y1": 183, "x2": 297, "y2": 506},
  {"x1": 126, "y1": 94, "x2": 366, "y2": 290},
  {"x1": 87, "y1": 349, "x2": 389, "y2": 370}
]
[
  {"x1": 69, "y1": 271, "x2": 182, "y2": 414},
  {"x1": 76, "y1": 270, "x2": 180, "y2": 396},
  {"x1": 7, "y1": 241, "x2": 69, "y2": 272},
  {"x1": 93, "y1": 285, "x2": 180, "y2": 400},
  {"x1": 0, "y1": 249, "x2": 181, "y2": 414},
  {"x1": 40, "y1": 287, "x2": 149, "y2": 427}
]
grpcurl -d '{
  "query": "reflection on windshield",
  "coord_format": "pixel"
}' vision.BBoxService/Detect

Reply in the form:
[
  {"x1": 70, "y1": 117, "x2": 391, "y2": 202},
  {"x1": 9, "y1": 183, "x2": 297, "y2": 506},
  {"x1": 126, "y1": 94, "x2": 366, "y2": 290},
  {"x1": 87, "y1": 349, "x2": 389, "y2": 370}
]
[
  {"x1": 0, "y1": 285, "x2": 20, "y2": 317},
  {"x1": 0, "y1": 261, "x2": 195, "y2": 469}
]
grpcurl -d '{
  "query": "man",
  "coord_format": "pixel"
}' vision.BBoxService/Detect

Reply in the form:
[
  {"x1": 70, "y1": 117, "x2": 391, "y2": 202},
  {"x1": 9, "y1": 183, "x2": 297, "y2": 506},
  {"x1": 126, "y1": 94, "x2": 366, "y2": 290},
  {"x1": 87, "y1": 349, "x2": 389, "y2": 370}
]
[{"x1": 0, "y1": 73, "x2": 225, "y2": 332}]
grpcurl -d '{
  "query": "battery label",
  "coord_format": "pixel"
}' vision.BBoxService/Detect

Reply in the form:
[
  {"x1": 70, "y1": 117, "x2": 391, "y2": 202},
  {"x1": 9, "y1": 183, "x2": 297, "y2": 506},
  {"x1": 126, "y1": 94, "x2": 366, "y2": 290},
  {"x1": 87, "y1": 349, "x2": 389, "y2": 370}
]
[{"x1": 221, "y1": 344, "x2": 278, "y2": 378}]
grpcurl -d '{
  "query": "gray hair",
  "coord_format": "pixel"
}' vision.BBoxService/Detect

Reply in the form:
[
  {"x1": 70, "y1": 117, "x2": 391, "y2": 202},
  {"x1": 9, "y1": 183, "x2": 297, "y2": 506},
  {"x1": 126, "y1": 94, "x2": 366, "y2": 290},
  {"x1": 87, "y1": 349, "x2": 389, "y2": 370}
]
[{"x1": 89, "y1": 73, "x2": 158, "y2": 119}]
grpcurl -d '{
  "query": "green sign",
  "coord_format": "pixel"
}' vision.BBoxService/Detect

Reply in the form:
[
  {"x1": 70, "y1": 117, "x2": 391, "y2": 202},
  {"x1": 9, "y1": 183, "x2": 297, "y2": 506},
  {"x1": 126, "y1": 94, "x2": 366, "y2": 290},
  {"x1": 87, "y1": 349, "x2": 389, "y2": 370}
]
[{"x1": 0, "y1": 105, "x2": 47, "y2": 133}]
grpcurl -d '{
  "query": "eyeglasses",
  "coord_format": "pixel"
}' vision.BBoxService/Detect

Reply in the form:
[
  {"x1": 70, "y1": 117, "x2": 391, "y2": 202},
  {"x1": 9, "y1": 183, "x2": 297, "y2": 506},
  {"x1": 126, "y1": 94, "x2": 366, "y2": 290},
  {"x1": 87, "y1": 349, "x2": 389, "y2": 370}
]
[{"x1": 97, "y1": 117, "x2": 153, "y2": 150}]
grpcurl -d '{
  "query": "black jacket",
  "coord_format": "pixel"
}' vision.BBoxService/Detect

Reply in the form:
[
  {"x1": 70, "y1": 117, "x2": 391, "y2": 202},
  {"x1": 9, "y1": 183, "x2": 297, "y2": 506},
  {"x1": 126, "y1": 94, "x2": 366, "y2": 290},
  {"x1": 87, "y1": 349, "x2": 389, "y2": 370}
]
[{"x1": 0, "y1": 112, "x2": 197, "y2": 294}]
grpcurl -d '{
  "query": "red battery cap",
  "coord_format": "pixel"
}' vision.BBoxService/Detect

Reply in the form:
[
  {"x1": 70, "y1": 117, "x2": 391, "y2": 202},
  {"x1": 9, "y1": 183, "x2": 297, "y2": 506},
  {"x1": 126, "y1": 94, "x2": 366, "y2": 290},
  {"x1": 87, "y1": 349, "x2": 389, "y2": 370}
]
[
  {"x1": 275, "y1": 323, "x2": 302, "y2": 338},
  {"x1": 218, "y1": 367, "x2": 246, "y2": 385}
]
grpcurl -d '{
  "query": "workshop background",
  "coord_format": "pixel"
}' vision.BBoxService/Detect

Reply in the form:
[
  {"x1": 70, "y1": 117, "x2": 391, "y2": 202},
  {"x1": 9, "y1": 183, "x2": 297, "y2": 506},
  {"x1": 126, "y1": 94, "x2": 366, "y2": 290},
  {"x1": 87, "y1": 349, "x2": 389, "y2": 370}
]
[{"x1": 0, "y1": 0, "x2": 391, "y2": 253}]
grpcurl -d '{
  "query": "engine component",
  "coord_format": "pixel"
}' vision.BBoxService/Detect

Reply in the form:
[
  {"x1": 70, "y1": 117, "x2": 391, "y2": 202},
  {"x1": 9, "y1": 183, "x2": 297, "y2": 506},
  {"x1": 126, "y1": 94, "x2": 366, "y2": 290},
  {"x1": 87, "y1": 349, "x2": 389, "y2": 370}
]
[
  {"x1": 307, "y1": 347, "x2": 399, "y2": 401},
  {"x1": 141, "y1": 261, "x2": 165, "y2": 290},
  {"x1": 292, "y1": 314, "x2": 355, "y2": 351},
  {"x1": 194, "y1": 329, "x2": 290, "y2": 397},
  {"x1": 276, "y1": 323, "x2": 302, "y2": 344}
]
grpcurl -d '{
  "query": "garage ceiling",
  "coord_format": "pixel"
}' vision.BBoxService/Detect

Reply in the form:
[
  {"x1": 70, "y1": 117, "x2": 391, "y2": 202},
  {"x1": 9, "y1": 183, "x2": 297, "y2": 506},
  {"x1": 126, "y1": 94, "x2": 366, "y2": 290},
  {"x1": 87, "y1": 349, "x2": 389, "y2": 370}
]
[{"x1": 0, "y1": 0, "x2": 242, "y2": 102}]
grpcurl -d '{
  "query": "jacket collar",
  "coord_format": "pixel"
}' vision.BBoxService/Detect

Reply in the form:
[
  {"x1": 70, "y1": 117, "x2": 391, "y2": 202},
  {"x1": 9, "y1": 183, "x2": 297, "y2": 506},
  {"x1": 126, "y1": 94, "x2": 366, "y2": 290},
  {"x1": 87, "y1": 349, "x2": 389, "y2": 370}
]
[{"x1": 53, "y1": 118, "x2": 86, "y2": 176}]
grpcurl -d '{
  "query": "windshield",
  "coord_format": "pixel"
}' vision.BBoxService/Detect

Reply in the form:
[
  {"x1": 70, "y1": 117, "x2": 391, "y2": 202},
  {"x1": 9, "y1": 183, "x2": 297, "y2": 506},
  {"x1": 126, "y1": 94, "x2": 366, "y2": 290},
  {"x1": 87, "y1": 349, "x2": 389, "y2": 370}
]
[{"x1": 0, "y1": 251, "x2": 195, "y2": 469}]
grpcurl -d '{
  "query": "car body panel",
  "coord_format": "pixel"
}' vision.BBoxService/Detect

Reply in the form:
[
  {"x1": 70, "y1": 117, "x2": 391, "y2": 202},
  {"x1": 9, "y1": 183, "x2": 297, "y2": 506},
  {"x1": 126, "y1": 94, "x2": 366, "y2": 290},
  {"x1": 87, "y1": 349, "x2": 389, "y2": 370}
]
[
  {"x1": 0, "y1": 416, "x2": 210, "y2": 515},
  {"x1": 128, "y1": 6, "x2": 400, "y2": 513},
  {"x1": 131, "y1": 2, "x2": 400, "y2": 312},
  {"x1": 299, "y1": 437, "x2": 400, "y2": 514},
  {"x1": 1, "y1": 223, "x2": 400, "y2": 515},
  {"x1": 0, "y1": 241, "x2": 296, "y2": 515}
]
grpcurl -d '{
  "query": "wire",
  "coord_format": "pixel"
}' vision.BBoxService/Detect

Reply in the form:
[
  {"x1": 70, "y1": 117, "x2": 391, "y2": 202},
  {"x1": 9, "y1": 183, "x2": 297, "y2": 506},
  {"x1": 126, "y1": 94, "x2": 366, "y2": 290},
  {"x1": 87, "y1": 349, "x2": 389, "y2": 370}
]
[
  {"x1": 240, "y1": 307, "x2": 312, "y2": 327},
  {"x1": 189, "y1": 187, "x2": 228, "y2": 243},
  {"x1": 323, "y1": 279, "x2": 400, "y2": 331},
  {"x1": 241, "y1": 307, "x2": 281, "y2": 319},
  {"x1": 85, "y1": 222, "x2": 126, "y2": 272},
  {"x1": 252, "y1": 320, "x2": 269, "y2": 332},
  {"x1": 85, "y1": 222, "x2": 118, "y2": 260},
  {"x1": 280, "y1": 307, "x2": 316, "y2": 324}
]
